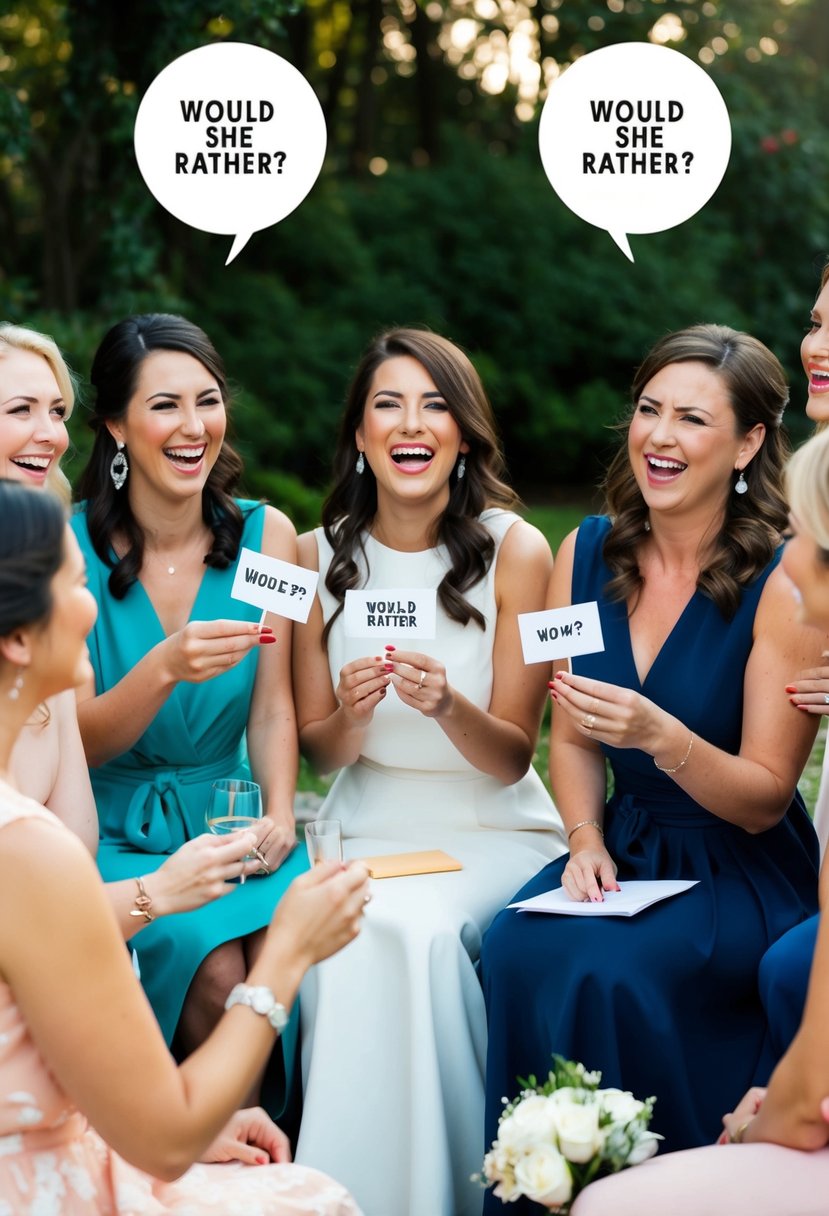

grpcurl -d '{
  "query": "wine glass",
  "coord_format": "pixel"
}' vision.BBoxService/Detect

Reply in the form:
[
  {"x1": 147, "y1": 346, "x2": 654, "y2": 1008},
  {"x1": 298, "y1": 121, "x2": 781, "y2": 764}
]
[
  {"x1": 305, "y1": 819, "x2": 343, "y2": 865},
  {"x1": 205, "y1": 779, "x2": 263, "y2": 885}
]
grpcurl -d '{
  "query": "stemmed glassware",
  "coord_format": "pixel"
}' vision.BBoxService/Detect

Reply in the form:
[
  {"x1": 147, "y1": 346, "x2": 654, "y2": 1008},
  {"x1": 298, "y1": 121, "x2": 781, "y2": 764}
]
[{"x1": 205, "y1": 779, "x2": 263, "y2": 884}]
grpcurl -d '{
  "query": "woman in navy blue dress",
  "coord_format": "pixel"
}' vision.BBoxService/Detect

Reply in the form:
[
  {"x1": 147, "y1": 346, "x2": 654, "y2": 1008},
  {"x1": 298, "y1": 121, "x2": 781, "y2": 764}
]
[{"x1": 481, "y1": 326, "x2": 821, "y2": 1211}]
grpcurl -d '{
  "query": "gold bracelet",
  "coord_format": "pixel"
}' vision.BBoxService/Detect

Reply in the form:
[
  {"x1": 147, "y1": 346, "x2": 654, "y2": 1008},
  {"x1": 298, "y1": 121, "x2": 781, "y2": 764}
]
[
  {"x1": 128, "y1": 876, "x2": 155, "y2": 923},
  {"x1": 653, "y1": 733, "x2": 694, "y2": 775},
  {"x1": 729, "y1": 1118, "x2": 752, "y2": 1145},
  {"x1": 567, "y1": 819, "x2": 604, "y2": 842}
]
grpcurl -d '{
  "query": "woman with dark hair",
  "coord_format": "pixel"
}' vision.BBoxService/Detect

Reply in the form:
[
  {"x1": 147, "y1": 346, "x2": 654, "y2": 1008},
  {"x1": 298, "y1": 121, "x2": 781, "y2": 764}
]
[
  {"x1": 0, "y1": 322, "x2": 274, "y2": 932},
  {"x1": 71, "y1": 314, "x2": 308, "y2": 1098},
  {"x1": 292, "y1": 328, "x2": 566, "y2": 1216},
  {"x1": 481, "y1": 324, "x2": 822, "y2": 1208},
  {"x1": 0, "y1": 476, "x2": 367, "y2": 1214}
]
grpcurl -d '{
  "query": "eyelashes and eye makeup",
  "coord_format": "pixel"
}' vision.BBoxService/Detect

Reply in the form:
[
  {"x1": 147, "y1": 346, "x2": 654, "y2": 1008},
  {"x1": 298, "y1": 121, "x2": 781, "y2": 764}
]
[
  {"x1": 373, "y1": 398, "x2": 449, "y2": 412},
  {"x1": 4, "y1": 402, "x2": 66, "y2": 418},
  {"x1": 149, "y1": 394, "x2": 222, "y2": 411},
  {"x1": 636, "y1": 402, "x2": 706, "y2": 425}
]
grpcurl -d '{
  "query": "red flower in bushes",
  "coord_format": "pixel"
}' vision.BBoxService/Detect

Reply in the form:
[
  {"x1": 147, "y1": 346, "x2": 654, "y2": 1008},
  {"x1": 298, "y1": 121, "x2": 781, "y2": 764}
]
[
  {"x1": 760, "y1": 135, "x2": 780, "y2": 154},
  {"x1": 781, "y1": 128, "x2": 798, "y2": 145}
]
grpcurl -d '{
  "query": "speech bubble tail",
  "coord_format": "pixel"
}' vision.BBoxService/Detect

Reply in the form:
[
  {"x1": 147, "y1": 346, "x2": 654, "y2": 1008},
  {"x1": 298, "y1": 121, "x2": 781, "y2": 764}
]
[
  {"x1": 609, "y1": 230, "x2": 634, "y2": 262},
  {"x1": 225, "y1": 233, "x2": 252, "y2": 265}
]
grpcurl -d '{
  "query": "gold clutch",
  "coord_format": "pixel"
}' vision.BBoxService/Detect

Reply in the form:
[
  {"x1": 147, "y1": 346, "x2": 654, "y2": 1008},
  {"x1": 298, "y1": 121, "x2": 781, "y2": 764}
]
[{"x1": 359, "y1": 849, "x2": 463, "y2": 879}]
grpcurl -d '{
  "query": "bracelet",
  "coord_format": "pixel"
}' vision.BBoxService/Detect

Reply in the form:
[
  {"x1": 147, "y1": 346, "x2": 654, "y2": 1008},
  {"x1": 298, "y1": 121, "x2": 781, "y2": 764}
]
[
  {"x1": 567, "y1": 819, "x2": 604, "y2": 842},
  {"x1": 653, "y1": 733, "x2": 694, "y2": 775},
  {"x1": 128, "y1": 876, "x2": 155, "y2": 923},
  {"x1": 729, "y1": 1118, "x2": 752, "y2": 1145},
  {"x1": 225, "y1": 983, "x2": 289, "y2": 1034}
]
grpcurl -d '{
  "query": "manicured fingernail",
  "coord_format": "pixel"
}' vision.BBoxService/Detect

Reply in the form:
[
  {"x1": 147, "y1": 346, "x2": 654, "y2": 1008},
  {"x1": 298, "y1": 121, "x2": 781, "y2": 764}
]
[
  {"x1": 547, "y1": 680, "x2": 555, "y2": 688},
  {"x1": 260, "y1": 626, "x2": 274, "y2": 634},
  {"x1": 550, "y1": 691, "x2": 558, "y2": 700},
  {"x1": 256, "y1": 1154, "x2": 269, "y2": 1165},
  {"x1": 259, "y1": 635, "x2": 276, "y2": 644},
  {"x1": 385, "y1": 644, "x2": 396, "y2": 651},
  {"x1": 555, "y1": 671, "x2": 565, "y2": 680},
  {"x1": 384, "y1": 663, "x2": 394, "y2": 672},
  {"x1": 784, "y1": 686, "x2": 797, "y2": 694},
  {"x1": 796, "y1": 703, "x2": 809, "y2": 711},
  {"x1": 374, "y1": 656, "x2": 382, "y2": 662}
]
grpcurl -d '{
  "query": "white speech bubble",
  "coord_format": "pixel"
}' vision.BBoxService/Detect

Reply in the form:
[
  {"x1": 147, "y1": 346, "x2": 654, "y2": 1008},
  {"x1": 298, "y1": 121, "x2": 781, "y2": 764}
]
[
  {"x1": 538, "y1": 42, "x2": 731, "y2": 261},
  {"x1": 134, "y1": 42, "x2": 326, "y2": 265}
]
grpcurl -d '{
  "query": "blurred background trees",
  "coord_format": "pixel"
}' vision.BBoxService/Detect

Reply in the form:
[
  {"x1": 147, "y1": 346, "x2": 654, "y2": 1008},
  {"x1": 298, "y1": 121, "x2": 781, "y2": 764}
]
[{"x1": 1, "y1": 0, "x2": 828, "y2": 508}]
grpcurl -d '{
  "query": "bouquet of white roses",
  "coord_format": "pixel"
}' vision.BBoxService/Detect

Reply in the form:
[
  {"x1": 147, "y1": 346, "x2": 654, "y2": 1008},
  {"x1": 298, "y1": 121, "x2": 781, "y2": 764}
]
[{"x1": 480, "y1": 1056, "x2": 661, "y2": 1212}]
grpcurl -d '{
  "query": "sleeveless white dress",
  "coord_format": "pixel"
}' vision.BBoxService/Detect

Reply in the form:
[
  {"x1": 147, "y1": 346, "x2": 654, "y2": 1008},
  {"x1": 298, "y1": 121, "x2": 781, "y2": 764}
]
[{"x1": 295, "y1": 510, "x2": 566, "y2": 1216}]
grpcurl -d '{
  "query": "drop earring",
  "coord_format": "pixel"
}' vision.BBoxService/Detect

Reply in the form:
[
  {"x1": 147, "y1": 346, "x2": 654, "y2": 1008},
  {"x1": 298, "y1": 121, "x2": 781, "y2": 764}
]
[
  {"x1": 355, "y1": 452, "x2": 365, "y2": 475},
  {"x1": 7, "y1": 670, "x2": 23, "y2": 701},
  {"x1": 110, "y1": 441, "x2": 129, "y2": 491},
  {"x1": 456, "y1": 455, "x2": 466, "y2": 480},
  {"x1": 734, "y1": 470, "x2": 748, "y2": 495}
]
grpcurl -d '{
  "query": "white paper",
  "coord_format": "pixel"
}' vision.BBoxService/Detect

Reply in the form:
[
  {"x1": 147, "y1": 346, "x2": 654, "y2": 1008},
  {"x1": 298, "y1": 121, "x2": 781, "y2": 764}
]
[
  {"x1": 518, "y1": 600, "x2": 605, "y2": 664},
  {"x1": 343, "y1": 588, "x2": 437, "y2": 639},
  {"x1": 231, "y1": 546, "x2": 319, "y2": 622},
  {"x1": 509, "y1": 879, "x2": 698, "y2": 917}
]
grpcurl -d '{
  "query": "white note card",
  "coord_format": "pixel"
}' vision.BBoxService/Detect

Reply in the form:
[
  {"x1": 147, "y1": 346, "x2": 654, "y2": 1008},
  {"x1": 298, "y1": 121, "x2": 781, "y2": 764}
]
[
  {"x1": 518, "y1": 600, "x2": 604, "y2": 664},
  {"x1": 231, "y1": 546, "x2": 319, "y2": 623},
  {"x1": 509, "y1": 879, "x2": 699, "y2": 917},
  {"x1": 343, "y1": 589, "x2": 437, "y2": 639}
]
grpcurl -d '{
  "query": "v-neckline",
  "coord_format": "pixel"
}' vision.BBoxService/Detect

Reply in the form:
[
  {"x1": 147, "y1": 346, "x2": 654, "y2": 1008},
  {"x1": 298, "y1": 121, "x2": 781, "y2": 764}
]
[
  {"x1": 112, "y1": 546, "x2": 212, "y2": 642},
  {"x1": 626, "y1": 588, "x2": 700, "y2": 689}
]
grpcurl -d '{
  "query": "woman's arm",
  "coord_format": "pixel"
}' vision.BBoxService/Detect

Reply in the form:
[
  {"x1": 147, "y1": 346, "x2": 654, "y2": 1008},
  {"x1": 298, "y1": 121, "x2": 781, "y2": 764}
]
[
  {"x1": 548, "y1": 530, "x2": 618, "y2": 902},
  {"x1": 387, "y1": 520, "x2": 554, "y2": 784},
  {"x1": 553, "y1": 564, "x2": 822, "y2": 833},
  {"x1": 0, "y1": 817, "x2": 367, "y2": 1182},
  {"x1": 246, "y1": 507, "x2": 300, "y2": 870},
  {"x1": 293, "y1": 531, "x2": 391, "y2": 775}
]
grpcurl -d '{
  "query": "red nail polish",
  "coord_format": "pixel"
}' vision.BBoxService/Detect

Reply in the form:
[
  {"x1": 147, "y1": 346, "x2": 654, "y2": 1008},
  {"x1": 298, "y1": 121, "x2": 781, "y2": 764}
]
[
  {"x1": 384, "y1": 664, "x2": 394, "y2": 672},
  {"x1": 260, "y1": 626, "x2": 274, "y2": 634},
  {"x1": 547, "y1": 680, "x2": 555, "y2": 688},
  {"x1": 784, "y1": 686, "x2": 797, "y2": 694},
  {"x1": 259, "y1": 635, "x2": 276, "y2": 644},
  {"x1": 550, "y1": 691, "x2": 558, "y2": 700},
  {"x1": 385, "y1": 644, "x2": 396, "y2": 652},
  {"x1": 796, "y1": 703, "x2": 809, "y2": 711},
  {"x1": 555, "y1": 671, "x2": 565, "y2": 680},
  {"x1": 256, "y1": 1154, "x2": 268, "y2": 1165}
]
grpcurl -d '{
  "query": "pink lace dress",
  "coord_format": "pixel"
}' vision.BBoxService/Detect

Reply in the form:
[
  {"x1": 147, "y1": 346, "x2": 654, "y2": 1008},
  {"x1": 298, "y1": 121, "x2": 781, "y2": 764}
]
[{"x1": 0, "y1": 794, "x2": 360, "y2": 1215}]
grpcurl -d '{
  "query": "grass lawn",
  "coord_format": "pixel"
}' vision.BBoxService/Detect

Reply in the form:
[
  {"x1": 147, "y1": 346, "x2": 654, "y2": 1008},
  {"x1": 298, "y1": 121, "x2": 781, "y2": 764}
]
[{"x1": 297, "y1": 501, "x2": 826, "y2": 818}]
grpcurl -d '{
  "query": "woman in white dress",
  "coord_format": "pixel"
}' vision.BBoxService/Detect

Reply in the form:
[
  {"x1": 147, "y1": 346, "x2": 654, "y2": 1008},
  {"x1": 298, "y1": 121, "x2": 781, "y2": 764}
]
[{"x1": 292, "y1": 328, "x2": 566, "y2": 1216}]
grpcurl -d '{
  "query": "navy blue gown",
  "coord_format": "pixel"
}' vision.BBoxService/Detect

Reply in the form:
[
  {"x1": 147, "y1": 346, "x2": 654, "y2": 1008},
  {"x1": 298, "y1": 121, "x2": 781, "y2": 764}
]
[{"x1": 480, "y1": 516, "x2": 818, "y2": 1213}]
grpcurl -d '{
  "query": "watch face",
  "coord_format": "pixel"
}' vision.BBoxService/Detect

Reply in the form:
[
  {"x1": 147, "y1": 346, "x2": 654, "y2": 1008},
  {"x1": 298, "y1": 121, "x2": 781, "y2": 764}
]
[{"x1": 251, "y1": 989, "x2": 272, "y2": 1015}]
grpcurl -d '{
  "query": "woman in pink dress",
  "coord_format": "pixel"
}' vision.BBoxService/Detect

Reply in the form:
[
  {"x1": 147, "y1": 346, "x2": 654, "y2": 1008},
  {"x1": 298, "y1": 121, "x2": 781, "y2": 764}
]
[
  {"x1": 571, "y1": 429, "x2": 829, "y2": 1216},
  {"x1": 0, "y1": 477, "x2": 367, "y2": 1213}
]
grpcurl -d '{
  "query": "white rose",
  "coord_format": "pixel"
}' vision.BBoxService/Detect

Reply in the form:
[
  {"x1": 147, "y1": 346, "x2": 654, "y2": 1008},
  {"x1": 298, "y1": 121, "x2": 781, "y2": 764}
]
[
  {"x1": 555, "y1": 1102, "x2": 603, "y2": 1164},
  {"x1": 498, "y1": 1095, "x2": 560, "y2": 1153},
  {"x1": 514, "y1": 1144, "x2": 572, "y2": 1207},
  {"x1": 600, "y1": 1088, "x2": 645, "y2": 1127},
  {"x1": 627, "y1": 1131, "x2": 661, "y2": 1165}
]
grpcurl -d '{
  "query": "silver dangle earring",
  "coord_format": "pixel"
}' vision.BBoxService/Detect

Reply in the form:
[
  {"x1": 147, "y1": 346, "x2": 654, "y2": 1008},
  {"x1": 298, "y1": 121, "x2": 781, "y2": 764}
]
[
  {"x1": 7, "y1": 670, "x2": 23, "y2": 701},
  {"x1": 110, "y1": 441, "x2": 129, "y2": 491},
  {"x1": 456, "y1": 455, "x2": 466, "y2": 480},
  {"x1": 355, "y1": 451, "x2": 365, "y2": 475},
  {"x1": 734, "y1": 469, "x2": 748, "y2": 495}
]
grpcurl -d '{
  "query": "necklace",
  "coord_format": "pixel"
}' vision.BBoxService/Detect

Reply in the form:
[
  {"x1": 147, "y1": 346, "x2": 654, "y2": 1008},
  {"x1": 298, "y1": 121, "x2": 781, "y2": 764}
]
[{"x1": 144, "y1": 530, "x2": 210, "y2": 577}]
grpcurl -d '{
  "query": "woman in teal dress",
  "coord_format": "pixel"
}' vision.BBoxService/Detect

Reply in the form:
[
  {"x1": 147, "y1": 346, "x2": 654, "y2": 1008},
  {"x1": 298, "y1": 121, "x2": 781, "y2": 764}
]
[
  {"x1": 71, "y1": 315, "x2": 307, "y2": 1098},
  {"x1": 481, "y1": 326, "x2": 822, "y2": 1211}
]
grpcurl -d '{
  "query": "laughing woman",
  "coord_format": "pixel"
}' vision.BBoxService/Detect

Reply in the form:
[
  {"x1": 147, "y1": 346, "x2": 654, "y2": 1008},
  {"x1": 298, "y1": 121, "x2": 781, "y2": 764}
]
[
  {"x1": 292, "y1": 329, "x2": 566, "y2": 1216},
  {"x1": 481, "y1": 325, "x2": 822, "y2": 1212},
  {"x1": 71, "y1": 315, "x2": 308, "y2": 1103}
]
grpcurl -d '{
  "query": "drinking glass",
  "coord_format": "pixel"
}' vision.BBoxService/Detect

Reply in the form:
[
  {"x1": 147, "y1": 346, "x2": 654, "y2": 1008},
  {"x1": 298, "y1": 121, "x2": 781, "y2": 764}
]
[
  {"x1": 305, "y1": 819, "x2": 343, "y2": 865},
  {"x1": 205, "y1": 779, "x2": 263, "y2": 884}
]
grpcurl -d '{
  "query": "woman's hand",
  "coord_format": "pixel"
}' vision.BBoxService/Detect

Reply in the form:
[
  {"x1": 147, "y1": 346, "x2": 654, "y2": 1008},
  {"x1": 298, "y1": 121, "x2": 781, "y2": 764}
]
[
  {"x1": 561, "y1": 843, "x2": 620, "y2": 903},
  {"x1": 335, "y1": 656, "x2": 391, "y2": 727},
  {"x1": 385, "y1": 646, "x2": 453, "y2": 719},
  {"x1": 786, "y1": 661, "x2": 829, "y2": 715},
  {"x1": 200, "y1": 1106, "x2": 291, "y2": 1165},
  {"x1": 269, "y1": 860, "x2": 370, "y2": 970},
  {"x1": 719, "y1": 1087, "x2": 766, "y2": 1145},
  {"x1": 551, "y1": 670, "x2": 672, "y2": 756},
  {"x1": 159, "y1": 620, "x2": 272, "y2": 685},
  {"x1": 253, "y1": 813, "x2": 297, "y2": 873},
  {"x1": 147, "y1": 831, "x2": 261, "y2": 916}
]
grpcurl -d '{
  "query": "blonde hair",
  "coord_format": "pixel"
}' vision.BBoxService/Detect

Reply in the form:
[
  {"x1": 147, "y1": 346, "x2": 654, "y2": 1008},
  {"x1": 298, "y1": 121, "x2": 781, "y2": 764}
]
[
  {"x1": 787, "y1": 429, "x2": 829, "y2": 554},
  {"x1": 0, "y1": 324, "x2": 76, "y2": 504}
]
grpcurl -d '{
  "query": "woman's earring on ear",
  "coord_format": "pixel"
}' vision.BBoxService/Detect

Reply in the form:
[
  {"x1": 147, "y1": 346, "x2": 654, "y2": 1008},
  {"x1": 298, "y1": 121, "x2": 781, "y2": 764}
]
[
  {"x1": 457, "y1": 455, "x2": 466, "y2": 481},
  {"x1": 734, "y1": 470, "x2": 748, "y2": 495},
  {"x1": 7, "y1": 670, "x2": 23, "y2": 701},
  {"x1": 355, "y1": 452, "x2": 365, "y2": 475},
  {"x1": 110, "y1": 441, "x2": 129, "y2": 491}
]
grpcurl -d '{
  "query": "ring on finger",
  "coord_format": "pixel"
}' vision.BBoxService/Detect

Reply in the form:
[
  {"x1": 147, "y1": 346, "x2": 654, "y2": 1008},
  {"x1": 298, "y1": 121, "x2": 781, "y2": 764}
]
[
  {"x1": 823, "y1": 693, "x2": 829, "y2": 705},
  {"x1": 581, "y1": 713, "x2": 596, "y2": 731},
  {"x1": 252, "y1": 847, "x2": 270, "y2": 873},
  {"x1": 418, "y1": 670, "x2": 427, "y2": 690}
]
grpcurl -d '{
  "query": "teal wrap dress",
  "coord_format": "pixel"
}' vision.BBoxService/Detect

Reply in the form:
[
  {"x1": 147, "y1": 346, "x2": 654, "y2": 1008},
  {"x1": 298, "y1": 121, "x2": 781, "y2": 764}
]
[{"x1": 71, "y1": 501, "x2": 308, "y2": 1094}]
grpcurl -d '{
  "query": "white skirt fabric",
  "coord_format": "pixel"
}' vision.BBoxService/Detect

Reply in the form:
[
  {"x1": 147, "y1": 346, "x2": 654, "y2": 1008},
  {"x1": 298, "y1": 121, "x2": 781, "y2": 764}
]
[{"x1": 295, "y1": 758, "x2": 565, "y2": 1216}]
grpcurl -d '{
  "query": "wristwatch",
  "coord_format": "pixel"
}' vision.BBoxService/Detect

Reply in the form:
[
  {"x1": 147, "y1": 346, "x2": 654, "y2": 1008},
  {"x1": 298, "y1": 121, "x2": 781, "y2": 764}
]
[{"x1": 224, "y1": 984, "x2": 289, "y2": 1033}]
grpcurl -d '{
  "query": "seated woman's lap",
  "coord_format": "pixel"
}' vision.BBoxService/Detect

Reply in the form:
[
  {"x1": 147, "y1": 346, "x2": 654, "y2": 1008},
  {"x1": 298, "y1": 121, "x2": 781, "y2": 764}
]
[{"x1": 757, "y1": 912, "x2": 820, "y2": 1075}]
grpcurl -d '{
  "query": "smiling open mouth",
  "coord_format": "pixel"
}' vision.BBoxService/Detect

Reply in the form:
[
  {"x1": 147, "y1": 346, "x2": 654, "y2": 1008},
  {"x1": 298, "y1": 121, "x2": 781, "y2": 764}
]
[
  {"x1": 646, "y1": 455, "x2": 687, "y2": 481},
  {"x1": 390, "y1": 445, "x2": 435, "y2": 469},
  {"x1": 11, "y1": 455, "x2": 51, "y2": 474},
  {"x1": 163, "y1": 445, "x2": 206, "y2": 468},
  {"x1": 809, "y1": 369, "x2": 829, "y2": 393}
]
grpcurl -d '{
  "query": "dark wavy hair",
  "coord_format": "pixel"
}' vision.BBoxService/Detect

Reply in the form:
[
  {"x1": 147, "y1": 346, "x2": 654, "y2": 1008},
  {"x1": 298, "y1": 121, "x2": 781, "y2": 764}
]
[
  {"x1": 321, "y1": 328, "x2": 518, "y2": 641},
  {"x1": 602, "y1": 324, "x2": 790, "y2": 619},
  {"x1": 0, "y1": 479, "x2": 65, "y2": 645},
  {"x1": 76, "y1": 314, "x2": 244, "y2": 600}
]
